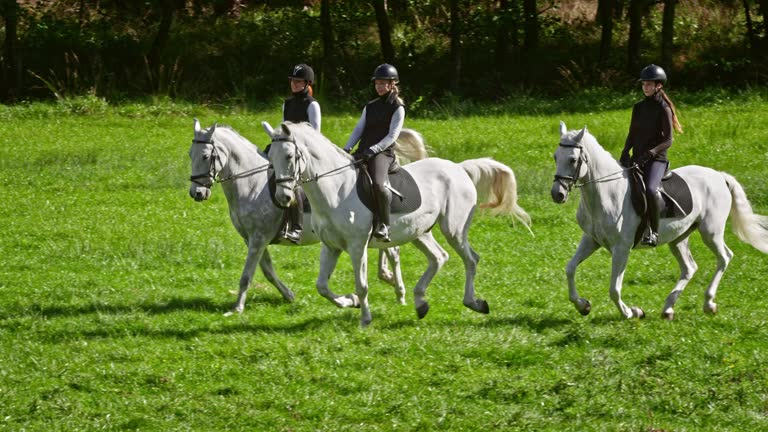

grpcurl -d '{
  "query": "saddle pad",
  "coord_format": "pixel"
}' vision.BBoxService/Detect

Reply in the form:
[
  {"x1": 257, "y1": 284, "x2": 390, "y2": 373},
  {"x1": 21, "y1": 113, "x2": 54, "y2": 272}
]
[
  {"x1": 660, "y1": 171, "x2": 692, "y2": 218},
  {"x1": 356, "y1": 167, "x2": 422, "y2": 214},
  {"x1": 268, "y1": 173, "x2": 312, "y2": 213}
]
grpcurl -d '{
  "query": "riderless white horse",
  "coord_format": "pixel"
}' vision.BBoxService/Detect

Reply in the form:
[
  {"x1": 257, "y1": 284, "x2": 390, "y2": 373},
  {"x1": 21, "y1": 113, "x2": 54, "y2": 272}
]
[
  {"x1": 551, "y1": 121, "x2": 768, "y2": 319},
  {"x1": 188, "y1": 119, "x2": 428, "y2": 314},
  {"x1": 263, "y1": 121, "x2": 531, "y2": 326}
]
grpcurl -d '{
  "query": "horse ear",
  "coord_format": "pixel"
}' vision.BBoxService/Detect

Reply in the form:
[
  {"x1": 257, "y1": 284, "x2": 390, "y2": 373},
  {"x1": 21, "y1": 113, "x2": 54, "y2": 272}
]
[
  {"x1": 559, "y1": 121, "x2": 567, "y2": 136},
  {"x1": 574, "y1": 127, "x2": 586, "y2": 143},
  {"x1": 281, "y1": 122, "x2": 292, "y2": 137},
  {"x1": 194, "y1": 118, "x2": 201, "y2": 133},
  {"x1": 261, "y1": 121, "x2": 275, "y2": 136}
]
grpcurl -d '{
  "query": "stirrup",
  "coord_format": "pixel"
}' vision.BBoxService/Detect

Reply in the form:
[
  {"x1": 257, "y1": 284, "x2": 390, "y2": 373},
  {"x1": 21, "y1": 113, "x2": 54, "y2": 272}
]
[
  {"x1": 373, "y1": 224, "x2": 390, "y2": 242},
  {"x1": 641, "y1": 231, "x2": 658, "y2": 247},
  {"x1": 282, "y1": 228, "x2": 302, "y2": 244}
]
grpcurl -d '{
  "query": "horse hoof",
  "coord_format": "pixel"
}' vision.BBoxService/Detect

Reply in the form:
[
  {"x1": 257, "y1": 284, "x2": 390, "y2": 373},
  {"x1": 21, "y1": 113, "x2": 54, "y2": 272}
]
[
  {"x1": 631, "y1": 306, "x2": 645, "y2": 319},
  {"x1": 661, "y1": 310, "x2": 675, "y2": 320},
  {"x1": 476, "y1": 299, "x2": 490, "y2": 314},
  {"x1": 704, "y1": 304, "x2": 718, "y2": 315},
  {"x1": 578, "y1": 300, "x2": 591, "y2": 316},
  {"x1": 416, "y1": 303, "x2": 430, "y2": 319}
]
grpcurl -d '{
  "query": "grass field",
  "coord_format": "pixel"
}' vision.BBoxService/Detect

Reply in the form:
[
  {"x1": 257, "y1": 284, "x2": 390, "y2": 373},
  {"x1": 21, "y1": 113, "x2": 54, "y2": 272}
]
[{"x1": 1, "y1": 92, "x2": 767, "y2": 431}]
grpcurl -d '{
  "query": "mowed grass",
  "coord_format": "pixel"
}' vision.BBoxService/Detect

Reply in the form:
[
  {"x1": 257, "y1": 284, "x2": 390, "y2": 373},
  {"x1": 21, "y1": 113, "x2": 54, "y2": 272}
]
[{"x1": 1, "y1": 94, "x2": 767, "y2": 431}]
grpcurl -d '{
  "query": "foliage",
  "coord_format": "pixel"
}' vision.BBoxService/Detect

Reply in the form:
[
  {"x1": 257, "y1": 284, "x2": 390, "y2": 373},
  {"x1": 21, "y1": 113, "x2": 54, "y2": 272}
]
[
  {"x1": 1, "y1": 1, "x2": 766, "y2": 104},
  {"x1": 1, "y1": 94, "x2": 767, "y2": 430}
]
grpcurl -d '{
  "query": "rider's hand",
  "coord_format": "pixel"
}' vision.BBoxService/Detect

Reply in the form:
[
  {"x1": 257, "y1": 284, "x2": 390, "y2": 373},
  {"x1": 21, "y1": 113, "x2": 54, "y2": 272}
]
[{"x1": 362, "y1": 148, "x2": 376, "y2": 161}]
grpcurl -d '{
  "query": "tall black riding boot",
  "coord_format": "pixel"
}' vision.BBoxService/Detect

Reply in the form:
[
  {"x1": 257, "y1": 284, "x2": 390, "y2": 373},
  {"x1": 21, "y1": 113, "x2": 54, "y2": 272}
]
[
  {"x1": 641, "y1": 191, "x2": 662, "y2": 247},
  {"x1": 281, "y1": 192, "x2": 304, "y2": 244},
  {"x1": 373, "y1": 186, "x2": 392, "y2": 242}
]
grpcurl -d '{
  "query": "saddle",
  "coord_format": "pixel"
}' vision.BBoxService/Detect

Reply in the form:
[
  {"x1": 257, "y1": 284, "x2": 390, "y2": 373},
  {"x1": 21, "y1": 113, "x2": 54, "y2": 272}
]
[
  {"x1": 628, "y1": 166, "x2": 693, "y2": 248},
  {"x1": 356, "y1": 163, "x2": 422, "y2": 215}
]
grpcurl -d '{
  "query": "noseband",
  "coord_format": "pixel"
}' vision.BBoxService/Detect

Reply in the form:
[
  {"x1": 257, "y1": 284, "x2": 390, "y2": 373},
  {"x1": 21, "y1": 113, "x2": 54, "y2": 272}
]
[
  {"x1": 190, "y1": 138, "x2": 220, "y2": 187},
  {"x1": 553, "y1": 142, "x2": 587, "y2": 192}
]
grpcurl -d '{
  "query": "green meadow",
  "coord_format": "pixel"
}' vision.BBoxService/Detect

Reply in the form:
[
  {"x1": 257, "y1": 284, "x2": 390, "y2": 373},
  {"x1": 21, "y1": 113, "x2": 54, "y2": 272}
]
[{"x1": 1, "y1": 92, "x2": 767, "y2": 431}]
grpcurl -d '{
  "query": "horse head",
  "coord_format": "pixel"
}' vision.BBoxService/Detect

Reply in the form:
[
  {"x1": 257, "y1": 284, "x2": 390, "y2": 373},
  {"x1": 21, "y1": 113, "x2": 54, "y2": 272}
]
[
  {"x1": 551, "y1": 121, "x2": 589, "y2": 203},
  {"x1": 188, "y1": 118, "x2": 222, "y2": 201},
  {"x1": 262, "y1": 121, "x2": 306, "y2": 208}
]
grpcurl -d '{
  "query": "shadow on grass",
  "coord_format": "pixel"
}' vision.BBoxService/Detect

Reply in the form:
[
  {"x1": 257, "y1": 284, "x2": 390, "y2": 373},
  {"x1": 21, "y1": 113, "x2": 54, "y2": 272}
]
[{"x1": 2, "y1": 293, "x2": 289, "y2": 319}]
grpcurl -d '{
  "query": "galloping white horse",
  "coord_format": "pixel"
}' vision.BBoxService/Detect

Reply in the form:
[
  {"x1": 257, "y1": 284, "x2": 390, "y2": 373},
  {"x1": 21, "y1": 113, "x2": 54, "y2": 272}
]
[
  {"x1": 263, "y1": 121, "x2": 531, "y2": 326},
  {"x1": 551, "y1": 122, "x2": 768, "y2": 319},
  {"x1": 188, "y1": 119, "x2": 428, "y2": 313}
]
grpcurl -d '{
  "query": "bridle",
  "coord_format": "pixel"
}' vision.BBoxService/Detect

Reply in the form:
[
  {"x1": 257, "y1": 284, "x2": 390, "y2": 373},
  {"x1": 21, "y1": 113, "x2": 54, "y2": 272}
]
[
  {"x1": 553, "y1": 142, "x2": 587, "y2": 192},
  {"x1": 189, "y1": 137, "x2": 270, "y2": 187},
  {"x1": 553, "y1": 141, "x2": 634, "y2": 191},
  {"x1": 270, "y1": 135, "x2": 364, "y2": 188}
]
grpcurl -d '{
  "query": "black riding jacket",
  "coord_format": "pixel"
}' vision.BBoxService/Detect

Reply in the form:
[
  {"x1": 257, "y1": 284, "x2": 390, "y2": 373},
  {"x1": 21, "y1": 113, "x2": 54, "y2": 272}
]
[
  {"x1": 358, "y1": 95, "x2": 404, "y2": 153},
  {"x1": 283, "y1": 89, "x2": 315, "y2": 123},
  {"x1": 621, "y1": 91, "x2": 674, "y2": 163}
]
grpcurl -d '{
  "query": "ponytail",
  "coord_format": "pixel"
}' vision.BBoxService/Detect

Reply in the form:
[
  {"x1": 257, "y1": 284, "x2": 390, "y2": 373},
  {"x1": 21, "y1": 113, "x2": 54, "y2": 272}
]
[
  {"x1": 659, "y1": 88, "x2": 683, "y2": 133},
  {"x1": 387, "y1": 83, "x2": 404, "y2": 105},
  {"x1": 307, "y1": 84, "x2": 313, "y2": 97}
]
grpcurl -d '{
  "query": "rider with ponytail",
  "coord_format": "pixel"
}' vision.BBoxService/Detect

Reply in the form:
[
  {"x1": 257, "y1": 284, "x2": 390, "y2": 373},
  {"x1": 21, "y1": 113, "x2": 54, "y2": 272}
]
[
  {"x1": 280, "y1": 63, "x2": 321, "y2": 243},
  {"x1": 620, "y1": 64, "x2": 683, "y2": 247},
  {"x1": 344, "y1": 63, "x2": 405, "y2": 242}
]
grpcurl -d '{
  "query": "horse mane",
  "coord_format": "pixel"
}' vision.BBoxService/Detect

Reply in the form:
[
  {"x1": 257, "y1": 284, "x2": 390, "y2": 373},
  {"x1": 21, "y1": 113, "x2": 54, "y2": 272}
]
[
  {"x1": 282, "y1": 121, "x2": 354, "y2": 161},
  {"x1": 214, "y1": 124, "x2": 262, "y2": 152},
  {"x1": 564, "y1": 128, "x2": 621, "y2": 170}
]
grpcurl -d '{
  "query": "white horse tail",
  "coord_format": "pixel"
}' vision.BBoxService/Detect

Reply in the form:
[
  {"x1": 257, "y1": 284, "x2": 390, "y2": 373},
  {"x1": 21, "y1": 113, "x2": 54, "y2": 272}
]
[
  {"x1": 394, "y1": 128, "x2": 429, "y2": 163},
  {"x1": 724, "y1": 172, "x2": 768, "y2": 253},
  {"x1": 460, "y1": 158, "x2": 532, "y2": 232}
]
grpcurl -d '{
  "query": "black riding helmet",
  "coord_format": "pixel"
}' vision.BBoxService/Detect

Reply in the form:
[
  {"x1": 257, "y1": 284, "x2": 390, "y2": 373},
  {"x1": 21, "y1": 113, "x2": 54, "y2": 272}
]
[
  {"x1": 639, "y1": 64, "x2": 667, "y2": 83},
  {"x1": 371, "y1": 63, "x2": 399, "y2": 82},
  {"x1": 289, "y1": 64, "x2": 314, "y2": 84}
]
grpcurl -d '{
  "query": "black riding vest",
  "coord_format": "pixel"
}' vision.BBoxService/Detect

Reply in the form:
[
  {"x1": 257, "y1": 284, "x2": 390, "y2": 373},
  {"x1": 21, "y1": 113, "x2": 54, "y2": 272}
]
[
  {"x1": 359, "y1": 95, "x2": 404, "y2": 152},
  {"x1": 283, "y1": 90, "x2": 315, "y2": 123},
  {"x1": 625, "y1": 92, "x2": 673, "y2": 162}
]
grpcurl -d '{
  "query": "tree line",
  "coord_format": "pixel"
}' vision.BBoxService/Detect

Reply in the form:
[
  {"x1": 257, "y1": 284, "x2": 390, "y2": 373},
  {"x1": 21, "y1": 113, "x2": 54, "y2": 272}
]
[{"x1": 1, "y1": 1, "x2": 766, "y2": 105}]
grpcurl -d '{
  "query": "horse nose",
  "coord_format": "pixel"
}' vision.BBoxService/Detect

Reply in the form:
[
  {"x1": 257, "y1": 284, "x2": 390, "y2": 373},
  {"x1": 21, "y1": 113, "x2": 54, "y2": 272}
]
[
  {"x1": 551, "y1": 185, "x2": 567, "y2": 203},
  {"x1": 190, "y1": 186, "x2": 211, "y2": 201}
]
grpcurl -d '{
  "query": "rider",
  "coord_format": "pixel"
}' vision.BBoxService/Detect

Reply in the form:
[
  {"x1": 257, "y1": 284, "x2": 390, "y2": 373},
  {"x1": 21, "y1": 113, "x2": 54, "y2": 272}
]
[
  {"x1": 619, "y1": 64, "x2": 683, "y2": 247},
  {"x1": 343, "y1": 63, "x2": 405, "y2": 242},
  {"x1": 279, "y1": 63, "x2": 321, "y2": 244}
]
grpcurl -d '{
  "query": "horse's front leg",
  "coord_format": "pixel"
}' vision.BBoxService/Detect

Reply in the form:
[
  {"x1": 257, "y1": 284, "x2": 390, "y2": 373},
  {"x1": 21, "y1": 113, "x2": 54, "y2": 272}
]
[
  {"x1": 258, "y1": 249, "x2": 295, "y2": 302},
  {"x1": 566, "y1": 234, "x2": 600, "y2": 316},
  {"x1": 608, "y1": 246, "x2": 644, "y2": 319},
  {"x1": 381, "y1": 247, "x2": 406, "y2": 305},
  {"x1": 377, "y1": 249, "x2": 394, "y2": 284},
  {"x1": 349, "y1": 244, "x2": 372, "y2": 327},
  {"x1": 316, "y1": 244, "x2": 360, "y2": 309},
  {"x1": 227, "y1": 235, "x2": 269, "y2": 316}
]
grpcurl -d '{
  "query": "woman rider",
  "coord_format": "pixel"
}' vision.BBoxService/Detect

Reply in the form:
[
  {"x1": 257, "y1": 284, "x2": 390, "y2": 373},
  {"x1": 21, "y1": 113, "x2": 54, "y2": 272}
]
[
  {"x1": 343, "y1": 63, "x2": 405, "y2": 242},
  {"x1": 620, "y1": 64, "x2": 683, "y2": 247},
  {"x1": 280, "y1": 63, "x2": 321, "y2": 243}
]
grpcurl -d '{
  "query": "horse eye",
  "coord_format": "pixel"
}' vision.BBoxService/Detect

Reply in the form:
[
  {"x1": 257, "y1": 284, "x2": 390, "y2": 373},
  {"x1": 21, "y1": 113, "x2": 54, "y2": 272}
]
[
  {"x1": 570, "y1": 157, "x2": 579, "y2": 164},
  {"x1": 203, "y1": 154, "x2": 210, "y2": 160}
]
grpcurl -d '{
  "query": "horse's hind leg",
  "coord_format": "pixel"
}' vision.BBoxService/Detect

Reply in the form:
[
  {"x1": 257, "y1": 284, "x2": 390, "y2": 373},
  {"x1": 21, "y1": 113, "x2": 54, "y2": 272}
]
[
  {"x1": 316, "y1": 244, "x2": 360, "y2": 309},
  {"x1": 699, "y1": 226, "x2": 734, "y2": 315},
  {"x1": 381, "y1": 247, "x2": 407, "y2": 305},
  {"x1": 259, "y1": 249, "x2": 295, "y2": 302},
  {"x1": 377, "y1": 249, "x2": 394, "y2": 284},
  {"x1": 439, "y1": 207, "x2": 488, "y2": 314},
  {"x1": 662, "y1": 236, "x2": 698, "y2": 320},
  {"x1": 410, "y1": 233, "x2": 450, "y2": 319}
]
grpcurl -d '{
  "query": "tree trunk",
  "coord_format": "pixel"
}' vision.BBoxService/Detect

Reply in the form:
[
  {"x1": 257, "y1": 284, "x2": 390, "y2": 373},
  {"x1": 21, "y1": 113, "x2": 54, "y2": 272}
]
[
  {"x1": 627, "y1": 0, "x2": 645, "y2": 73},
  {"x1": 372, "y1": 0, "x2": 395, "y2": 64},
  {"x1": 320, "y1": 0, "x2": 342, "y2": 96},
  {"x1": 522, "y1": 0, "x2": 538, "y2": 55},
  {"x1": 449, "y1": 0, "x2": 462, "y2": 93},
  {"x1": 1, "y1": 0, "x2": 21, "y2": 101},
  {"x1": 742, "y1": 0, "x2": 758, "y2": 55},
  {"x1": 147, "y1": 0, "x2": 176, "y2": 77},
  {"x1": 495, "y1": 0, "x2": 511, "y2": 73},
  {"x1": 661, "y1": 0, "x2": 676, "y2": 70},
  {"x1": 597, "y1": 0, "x2": 615, "y2": 66}
]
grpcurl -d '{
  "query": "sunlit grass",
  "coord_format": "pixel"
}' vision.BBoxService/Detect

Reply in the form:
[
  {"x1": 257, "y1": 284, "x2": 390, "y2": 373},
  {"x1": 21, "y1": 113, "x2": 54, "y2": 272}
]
[{"x1": 1, "y1": 93, "x2": 767, "y2": 431}]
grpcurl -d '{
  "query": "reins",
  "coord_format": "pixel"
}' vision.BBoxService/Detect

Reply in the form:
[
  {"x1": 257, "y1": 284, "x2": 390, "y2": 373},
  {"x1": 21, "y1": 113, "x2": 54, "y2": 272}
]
[
  {"x1": 555, "y1": 140, "x2": 635, "y2": 190},
  {"x1": 190, "y1": 138, "x2": 270, "y2": 186}
]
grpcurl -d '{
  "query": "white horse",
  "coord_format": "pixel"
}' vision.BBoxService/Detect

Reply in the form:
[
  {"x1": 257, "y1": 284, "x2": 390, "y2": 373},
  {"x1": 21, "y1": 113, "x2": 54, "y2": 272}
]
[
  {"x1": 263, "y1": 121, "x2": 531, "y2": 326},
  {"x1": 551, "y1": 121, "x2": 768, "y2": 319},
  {"x1": 188, "y1": 119, "x2": 428, "y2": 313}
]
